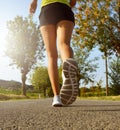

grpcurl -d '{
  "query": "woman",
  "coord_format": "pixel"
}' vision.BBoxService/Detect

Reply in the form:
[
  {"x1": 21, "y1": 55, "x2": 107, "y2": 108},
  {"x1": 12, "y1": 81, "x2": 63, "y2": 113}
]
[{"x1": 29, "y1": 0, "x2": 79, "y2": 107}]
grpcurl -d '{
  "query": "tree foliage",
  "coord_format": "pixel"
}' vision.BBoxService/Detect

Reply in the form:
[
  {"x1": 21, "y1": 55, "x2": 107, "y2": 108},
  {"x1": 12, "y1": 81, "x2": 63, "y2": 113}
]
[
  {"x1": 5, "y1": 16, "x2": 45, "y2": 95},
  {"x1": 109, "y1": 56, "x2": 120, "y2": 95},
  {"x1": 73, "y1": 47, "x2": 99, "y2": 85},
  {"x1": 31, "y1": 66, "x2": 52, "y2": 97},
  {"x1": 72, "y1": 0, "x2": 120, "y2": 95},
  {"x1": 73, "y1": 0, "x2": 120, "y2": 54}
]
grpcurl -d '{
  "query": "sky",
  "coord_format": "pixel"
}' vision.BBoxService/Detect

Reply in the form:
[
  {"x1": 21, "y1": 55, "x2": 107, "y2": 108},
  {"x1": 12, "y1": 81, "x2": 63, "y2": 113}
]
[
  {"x1": 0, "y1": 0, "x2": 41, "y2": 84},
  {"x1": 0, "y1": 0, "x2": 106, "y2": 86}
]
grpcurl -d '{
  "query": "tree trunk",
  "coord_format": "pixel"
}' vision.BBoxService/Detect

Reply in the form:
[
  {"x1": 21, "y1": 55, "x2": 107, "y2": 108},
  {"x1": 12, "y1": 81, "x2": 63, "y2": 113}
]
[
  {"x1": 43, "y1": 87, "x2": 46, "y2": 97},
  {"x1": 21, "y1": 72, "x2": 27, "y2": 96},
  {"x1": 105, "y1": 51, "x2": 109, "y2": 96},
  {"x1": 118, "y1": 0, "x2": 120, "y2": 24}
]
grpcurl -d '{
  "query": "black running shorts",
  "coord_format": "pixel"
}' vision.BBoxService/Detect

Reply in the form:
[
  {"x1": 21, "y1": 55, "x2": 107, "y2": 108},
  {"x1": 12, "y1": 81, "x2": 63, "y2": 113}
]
[{"x1": 39, "y1": 2, "x2": 75, "y2": 27}]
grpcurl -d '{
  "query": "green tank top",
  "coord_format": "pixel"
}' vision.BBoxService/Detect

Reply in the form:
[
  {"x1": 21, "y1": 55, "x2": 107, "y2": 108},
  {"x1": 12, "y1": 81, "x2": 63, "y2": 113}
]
[{"x1": 41, "y1": 0, "x2": 69, "y2": 7}]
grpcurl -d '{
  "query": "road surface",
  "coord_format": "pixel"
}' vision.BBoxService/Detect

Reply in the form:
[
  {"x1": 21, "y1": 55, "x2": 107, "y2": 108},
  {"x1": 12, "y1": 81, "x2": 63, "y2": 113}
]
[{"x1": 0, "y1": 98, "x2": 120, "y2": 130}]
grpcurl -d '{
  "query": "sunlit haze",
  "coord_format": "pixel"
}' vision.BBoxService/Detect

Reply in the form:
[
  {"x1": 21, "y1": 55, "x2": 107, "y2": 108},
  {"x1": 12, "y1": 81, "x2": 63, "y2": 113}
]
[
  {"x1": 0, "y1": 0, "x2": 105, "y2": 86},
  {"x1": 0, "y1": 0, "x2": 41, "y2": 84}
]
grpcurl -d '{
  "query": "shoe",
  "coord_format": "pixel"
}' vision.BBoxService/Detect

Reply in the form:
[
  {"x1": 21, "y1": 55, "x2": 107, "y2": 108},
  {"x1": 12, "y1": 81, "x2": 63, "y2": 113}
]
[
  {"x1": 52, "y1": 95, "x2": 63, "y2": 107},
  {"x1": 60, "y1": 58, "x2": 79, "y2": 105}
]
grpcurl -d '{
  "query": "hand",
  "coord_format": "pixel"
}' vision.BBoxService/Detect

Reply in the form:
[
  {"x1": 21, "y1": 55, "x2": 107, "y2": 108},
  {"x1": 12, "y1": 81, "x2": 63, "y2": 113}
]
[{"x1": 29, "y1": 0, "x2": 37, "y2": 14}]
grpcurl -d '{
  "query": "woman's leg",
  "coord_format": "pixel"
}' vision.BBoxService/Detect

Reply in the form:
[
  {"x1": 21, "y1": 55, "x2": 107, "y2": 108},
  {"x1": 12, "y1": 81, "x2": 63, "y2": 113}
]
[
  {"x1": 40, "y1": 25, "x2": 59, "y2": 96},
  {"x1": 57, "y1": 20, "x2": 74, "y2": 61},
  {"x1": 57, "y1": 20, "x2": 79, "y2": 105}
]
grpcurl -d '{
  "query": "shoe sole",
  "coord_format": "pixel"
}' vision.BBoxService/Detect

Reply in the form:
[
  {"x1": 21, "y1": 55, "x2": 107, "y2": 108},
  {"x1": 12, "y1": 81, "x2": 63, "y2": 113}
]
[
  {"x1": 52, "y1": 104, "x2": 63, "y2": 107},
  {"x1": 60, "y1": 59, "x2": 79, "y2": 105}
]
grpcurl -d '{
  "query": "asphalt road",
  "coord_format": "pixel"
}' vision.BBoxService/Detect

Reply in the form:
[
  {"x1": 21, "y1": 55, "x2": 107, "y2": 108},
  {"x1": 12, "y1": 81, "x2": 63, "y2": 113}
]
[{"x1": 0, "y1": 98, "x2": 120, "y2": 130}]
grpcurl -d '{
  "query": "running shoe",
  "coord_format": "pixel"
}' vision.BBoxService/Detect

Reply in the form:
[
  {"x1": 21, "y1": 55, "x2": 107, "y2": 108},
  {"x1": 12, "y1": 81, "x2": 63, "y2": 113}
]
[
  {"x1": 60, "y1": 58, "x2": 79, "y2": 105},
  {"x1": 52, "y1": 95, "x2": 63, "y2": 107}
]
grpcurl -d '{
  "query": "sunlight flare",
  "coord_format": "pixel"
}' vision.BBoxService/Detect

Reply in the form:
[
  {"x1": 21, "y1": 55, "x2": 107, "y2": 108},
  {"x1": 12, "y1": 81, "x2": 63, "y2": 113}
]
[{"x1": 0, "y1": 27, "x2": 8, "y2": 55}]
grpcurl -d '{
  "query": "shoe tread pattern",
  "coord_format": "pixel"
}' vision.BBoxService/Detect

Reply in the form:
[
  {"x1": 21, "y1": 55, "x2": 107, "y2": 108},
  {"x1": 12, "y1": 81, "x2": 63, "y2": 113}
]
[{"x1": 60, "y1": 59, "x2": 79, "y2": 105}]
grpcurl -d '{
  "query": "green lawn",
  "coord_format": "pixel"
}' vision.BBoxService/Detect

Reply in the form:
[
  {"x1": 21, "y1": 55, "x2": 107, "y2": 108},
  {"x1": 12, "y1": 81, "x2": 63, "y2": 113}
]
[
  {"x1": 78, "y1": 95, "x2": 120, "y2": 101},
  {"x1": 0, "y1": 87, "x2": 120, "y2": 101},
  {"x1": 0, "y1": 87, "x2": 39, "y2": 100}
]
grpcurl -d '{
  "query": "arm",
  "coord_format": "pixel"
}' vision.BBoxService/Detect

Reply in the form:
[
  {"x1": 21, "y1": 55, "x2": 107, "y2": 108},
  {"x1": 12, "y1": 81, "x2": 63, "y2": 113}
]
[
  {"x1": 29, "y1": 0, "x2": 38, "y2": 14},
  {"x1": 69, "y1": 0, "x2": 76, "y2": 7}
]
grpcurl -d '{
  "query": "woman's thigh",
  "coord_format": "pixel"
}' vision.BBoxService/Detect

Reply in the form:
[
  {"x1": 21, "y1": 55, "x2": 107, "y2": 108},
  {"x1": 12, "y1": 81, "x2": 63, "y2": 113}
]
[
  {"x1": 40, "y1": 25, "x2": 57, "y2": 58},
  {"x1": 57, "y1": 20, "x2": 74, "y2": 46}
]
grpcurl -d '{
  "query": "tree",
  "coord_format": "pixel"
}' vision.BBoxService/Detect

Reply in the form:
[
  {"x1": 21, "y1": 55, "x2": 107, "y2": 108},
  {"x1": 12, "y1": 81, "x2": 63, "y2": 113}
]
[
  {"x1": 31, "y1": 66, "x2": 51, "y2": 97},
  {"x1": 109, "y1": 56, "x2": 120, "y2": 95},
  {"x1": 74, "y1": 0, "x2": 120, "y2": 54},
  {"x1": 73, "y1": 47, "x2": 98, "y2": 86},
  {"x1": 73, "y1": 0, "x2": 120, "y2": 96},
  {"x1": 96, "y1": 79, "x2": 103, "y2": 96},
  {"x1": 72, "y1": 45, "x2": 99, "y2": 96},
  {"x1": 5, "y1": 16, "x2": 45, "y2": 96}
]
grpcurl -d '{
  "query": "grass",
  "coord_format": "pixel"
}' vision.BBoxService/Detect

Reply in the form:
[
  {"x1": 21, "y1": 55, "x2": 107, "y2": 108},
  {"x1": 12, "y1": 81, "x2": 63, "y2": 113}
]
[
  {"x1": 78, "y1": 95, "x2": 120, "y2": 101},
  {"x1": 0, "y1": 87, "x2": 21, "y2": 95},
  {"x1": 0, "y1": 87, "x2": 40, "y2": 101},
  {"x1": 0, "y1": 93, "x2": 41, "y2": 101},
  {"x1": 0, "y1": 94, "x2": 28, "y2": 101},
  {"x1": 0, "y1": 87, "x2": 120, "y2": 101},
  {"x1": 1, "y1": 93, "x2": 120, "y2": 101}
]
